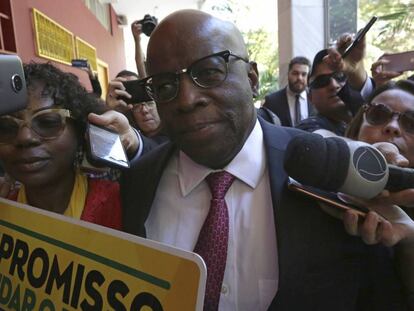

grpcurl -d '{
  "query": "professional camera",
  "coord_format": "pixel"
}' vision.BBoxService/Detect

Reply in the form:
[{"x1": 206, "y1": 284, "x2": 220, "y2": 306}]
[{"x1": 137, "y1": 14, "x2": 158, "y2": 36}]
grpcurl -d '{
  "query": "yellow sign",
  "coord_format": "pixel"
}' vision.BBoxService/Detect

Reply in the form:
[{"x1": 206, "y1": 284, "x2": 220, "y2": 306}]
[{"x1": 0, "y1": 198, "x2": 206, "y2": 310}]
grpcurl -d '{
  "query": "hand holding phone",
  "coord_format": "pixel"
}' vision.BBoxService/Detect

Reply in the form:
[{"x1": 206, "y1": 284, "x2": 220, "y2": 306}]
[
  {"x1": 0, "y1": 55, "x2": 28, "y2": 116},
  {"x1": 71, "y1": 59, "x2": 89, "y2": 68},
  {"x1": 86, "y1": 123, "x2": 130, "y2": 169},
  {"x1": 287, "y1": 178, "x2": 368, "y2": 218},
  {"x1": 382, "y1": 51, "x2": 414, "y2": 73},
  {"x1": 341, "y1": 16, "x2": 377, "y2": 59},
  {"x1": 119, "y1": 79, "x2": 152, "y2": 105}
]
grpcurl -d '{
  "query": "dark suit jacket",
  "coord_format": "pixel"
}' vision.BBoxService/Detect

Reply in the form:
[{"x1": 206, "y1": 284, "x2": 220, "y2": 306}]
[
  {"x1": 121, "y1": 118, "x2": 406, "y2": 310},
  {"x1": 263, "y1": 87, "x2": 313, "y2": 127}
]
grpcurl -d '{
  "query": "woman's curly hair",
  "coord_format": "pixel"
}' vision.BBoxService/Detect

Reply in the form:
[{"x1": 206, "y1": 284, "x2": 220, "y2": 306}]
[{"x1": 23, "y1": 62, "x2": 105, "y2": 139}]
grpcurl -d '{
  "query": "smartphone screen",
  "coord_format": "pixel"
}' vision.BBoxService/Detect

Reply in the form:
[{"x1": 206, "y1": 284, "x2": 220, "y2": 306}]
[
  {"x1": 341, "y1": 16, "x2": 377, "y2": 59},
  {"x1": 87, "y1": 124, "x2": 130, "y2": 169},
  {"x1": 0, "y1": 55, "x2": 28, "y2": 115}
]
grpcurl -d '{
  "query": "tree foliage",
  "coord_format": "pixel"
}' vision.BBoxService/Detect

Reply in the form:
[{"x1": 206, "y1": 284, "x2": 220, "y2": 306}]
[
  {"x1": 244, "y1": 29, "x2": 279, "y2": 100},
  {"x1": 359, "y1": 0, "x2": 414, "y2": 52},
  {"x1": 205, "y1": 0, "x2": 279, "y2": 102}
]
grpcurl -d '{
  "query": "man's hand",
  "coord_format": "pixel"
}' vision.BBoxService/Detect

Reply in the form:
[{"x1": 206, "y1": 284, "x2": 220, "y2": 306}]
[
  {"x1": 371, "y1": 142, "x2": 414, "y2": 207},
  {"x1": 131, "y1": 21, "x2": 143, "y2": 42},
  {"x1": 371, "y1": 55, "x2": 402, "y2": 87},
  {"x1": 373, "y1": 142, "x2": 409, "y2": 167},
  {"x1": 341, "y1": 194, "x2": 414, "y2": 247},
  {"x1": 106, "y1": 77, "x2": 133, "y2": 113},
  {"x1": 88, "y1": 110, "x2": 139, "y2": 157},
  {"x1": 324, "y1": 33, "x2": 367, "y2": 90}
]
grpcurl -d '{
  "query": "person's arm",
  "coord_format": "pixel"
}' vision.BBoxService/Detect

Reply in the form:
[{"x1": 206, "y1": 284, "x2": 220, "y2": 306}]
[
  {"x1": 81, "y1": 62, "x2": 102, "y2": 97},
  {"x1": 131, "y1": 21, "x2": 147, "y2": 78}
]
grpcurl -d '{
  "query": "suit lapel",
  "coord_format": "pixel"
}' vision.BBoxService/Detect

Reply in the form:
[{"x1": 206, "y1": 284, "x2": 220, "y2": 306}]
[
  {"x1": 282, "y1": 88, "x2": 293, "y2": 126},
  {"x1": 122, "y1": 142, "x2": 176, "y2": 237}
]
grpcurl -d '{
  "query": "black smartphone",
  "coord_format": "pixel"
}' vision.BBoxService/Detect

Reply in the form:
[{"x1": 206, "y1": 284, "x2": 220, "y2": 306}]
[
  {"x1": 0, "y1": 55, "x2": 28, "y2": 115},
  {"x1": 120, "y1": 79, "x2": 152, "y2": 104},
  {"x1": 287, "y1": 178, "x2": 368, "y2": 218},
  {"x1": 86, "y1": 123, "x2": 130, "y2": 169},
  {"x1": 341, "y1": 16, "x2": 378, "y2": 59},
  {"x1": 71, "y1": 59, "x2": 88, "y2": 68}
]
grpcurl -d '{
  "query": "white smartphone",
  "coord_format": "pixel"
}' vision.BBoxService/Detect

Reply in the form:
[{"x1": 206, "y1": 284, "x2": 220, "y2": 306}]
[
  {"x1": 87, "y1": 123, "x2": 130, "y2": 169},
  {"x1": 0, "y1": 55, "x2": 27, "y2": 115}
]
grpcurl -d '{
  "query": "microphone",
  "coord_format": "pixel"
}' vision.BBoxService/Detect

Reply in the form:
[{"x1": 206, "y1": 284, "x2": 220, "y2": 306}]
[{"x1": 284, "y1": 133, "x2": 414, "y2": 199}]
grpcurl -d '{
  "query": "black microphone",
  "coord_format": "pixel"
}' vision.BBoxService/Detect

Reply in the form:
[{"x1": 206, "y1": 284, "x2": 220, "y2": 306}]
[{"x1": 284, "y1": 133, "x2": 414, "y2": 199}]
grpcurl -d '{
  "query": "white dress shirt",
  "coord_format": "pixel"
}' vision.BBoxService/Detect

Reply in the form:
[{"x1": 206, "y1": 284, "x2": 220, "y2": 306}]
[
  {"x1": 286, "y1": 87, "x2": 308, "y2": 125},
  {"x1": 145, "y1": 120, "x2": 278, "y2": 311}
]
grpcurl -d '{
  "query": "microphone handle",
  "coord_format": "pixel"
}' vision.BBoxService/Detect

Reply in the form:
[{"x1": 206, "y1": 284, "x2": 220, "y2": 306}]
[{"x1": 386, "y1": 165, "x2": 414, "y2": 192}]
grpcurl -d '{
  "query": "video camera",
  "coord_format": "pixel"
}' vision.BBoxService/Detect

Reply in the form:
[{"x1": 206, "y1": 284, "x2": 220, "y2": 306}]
[{"x1": 137, "y1": 14, "x2": 158, "y2": 36}]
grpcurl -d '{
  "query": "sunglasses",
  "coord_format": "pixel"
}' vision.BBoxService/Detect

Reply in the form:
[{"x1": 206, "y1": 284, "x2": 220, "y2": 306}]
[
  {"x1": 309, "y1": 72, "x2": 347, "y2": 89},
  {"x1": 0, "y1": 108, "x2": 73, "y2": 144},
  {"x1": 364, "y1": 103, "x2": 414, "y2": 134},
  {"x1": 143, "y1": 50, "x2": 249, "y2": 103}
]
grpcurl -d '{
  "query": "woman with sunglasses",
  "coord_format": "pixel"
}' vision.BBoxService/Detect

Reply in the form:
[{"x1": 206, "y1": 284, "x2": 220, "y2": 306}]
[
  {"x1": 346, "y1": 80, "x2": 414, "y2": 211},
  {"x1": 0, "y1": 62, "x2": 122, "y2": 229}
]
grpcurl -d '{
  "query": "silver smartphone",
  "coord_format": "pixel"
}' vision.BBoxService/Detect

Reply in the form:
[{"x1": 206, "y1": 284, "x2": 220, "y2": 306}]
[
  {"x1": 87, "y1": 123, "x2": 130, "y2": 169},
  {"x1": 0, "y1": 55, "x2": 27, "y2": 115}
]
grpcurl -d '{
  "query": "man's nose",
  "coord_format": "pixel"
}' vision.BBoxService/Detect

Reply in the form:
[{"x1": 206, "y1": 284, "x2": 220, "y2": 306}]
[
  {"x1": 383, "y1": 117, "x2": 402, "y2": 137},
  {"x1": 174, "y1": 74, "x2": 206, "y2": 111},
  {"x1": 329, "y1": 77, "x2": 341, "y2": 91}
]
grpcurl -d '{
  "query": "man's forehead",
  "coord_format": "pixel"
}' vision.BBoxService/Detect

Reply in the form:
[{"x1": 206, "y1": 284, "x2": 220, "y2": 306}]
[
  {"x1": 147, "y1": 10, "x2": 246, "y2": 74},
  {"x1": 311, "y1": 62, "x2": 333, "y2": 78},
  {"x1": 290, "y1": 64, "x2": 309, "y2": 73}
]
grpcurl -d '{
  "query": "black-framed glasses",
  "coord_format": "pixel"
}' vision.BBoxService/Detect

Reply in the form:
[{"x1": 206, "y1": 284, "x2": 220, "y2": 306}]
[
  {"x1": 364, "y1": 103, "x2": 414, "y2": 134},
  {"x1": 0, "y1": 108, "x2": 73, "y2": 144},
  {"x1": 143, "y1": 50, "x2": 249, "y2": 103},
  {"x1": 309, "y1": 72, "x2": 347, "y2": 89}
]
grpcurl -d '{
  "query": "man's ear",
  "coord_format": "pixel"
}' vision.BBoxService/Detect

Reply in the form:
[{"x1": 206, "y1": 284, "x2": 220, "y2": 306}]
[{"x1": 248, "y1": 61, "x2": 259, "y2": 98}]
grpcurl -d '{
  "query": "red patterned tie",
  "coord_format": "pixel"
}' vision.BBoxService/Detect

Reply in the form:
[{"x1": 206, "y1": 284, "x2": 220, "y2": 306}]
[{"x1": 194, "y1": 171, "x2": 235, "y2": 311}]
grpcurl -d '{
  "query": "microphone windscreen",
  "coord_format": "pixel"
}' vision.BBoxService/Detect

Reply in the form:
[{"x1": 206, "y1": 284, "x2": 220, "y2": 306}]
[
  {"x1": 386, "y1": 165, "x2": 414, "y2": 192},
  {"x1": 284, "y1": 134, "x2": 350, "y2": 191}
]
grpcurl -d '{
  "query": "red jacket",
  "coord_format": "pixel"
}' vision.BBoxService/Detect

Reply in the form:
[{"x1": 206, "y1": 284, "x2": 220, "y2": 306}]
[{"x1": 8, "y1": 178, "x2": 122, "y2": 230}]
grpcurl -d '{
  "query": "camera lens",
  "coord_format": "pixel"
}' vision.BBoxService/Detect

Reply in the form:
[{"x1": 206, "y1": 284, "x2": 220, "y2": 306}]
[{"x1": 11, "y1": 74, "x2": 23, "y2": 92}]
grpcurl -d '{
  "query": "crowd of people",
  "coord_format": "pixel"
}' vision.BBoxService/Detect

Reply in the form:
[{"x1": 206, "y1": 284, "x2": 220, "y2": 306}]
[{"x1": 0, "y1": 8, "x2": 414, "y2": 311}]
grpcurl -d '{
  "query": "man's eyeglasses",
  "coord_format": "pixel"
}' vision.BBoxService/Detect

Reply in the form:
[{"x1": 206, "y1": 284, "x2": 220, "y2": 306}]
[
  {"x1": 143, "y1": 50, "x2": 249, "y2": 103},
  {"x1": 364, "y1": 103, "x2": 414, "y2": 134},
  {"x1": 309, "y1": 72, "x2": 347, "y2": 89},
  {"x1": 0, "y1": 108, "x2": 73, "y2": 144}
]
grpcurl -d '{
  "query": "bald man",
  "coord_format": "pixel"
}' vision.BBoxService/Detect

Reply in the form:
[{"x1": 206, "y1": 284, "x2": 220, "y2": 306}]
[{"x1": 120, "y1": 10, "x2": 409, "y2": 311}]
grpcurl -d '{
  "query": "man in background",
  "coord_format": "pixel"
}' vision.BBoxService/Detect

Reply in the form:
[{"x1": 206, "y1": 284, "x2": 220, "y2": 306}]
[{"x1": 263, "y1": 56, "x2": 312, "y2": 126}]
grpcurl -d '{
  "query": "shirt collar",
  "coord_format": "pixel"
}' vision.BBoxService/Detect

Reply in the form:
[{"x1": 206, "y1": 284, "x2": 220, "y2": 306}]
[{"x1": 178, "y1": 119, "x2": 266, "y2": 197}]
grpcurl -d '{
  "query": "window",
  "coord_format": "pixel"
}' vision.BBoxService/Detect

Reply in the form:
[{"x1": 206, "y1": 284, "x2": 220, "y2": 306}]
[
  {"x1": 0, "y1": 0, "x2": 17, "y2": 53},
  {"x1": 32, "y1": 9, "x2": 75, "y2": 64},
  {"x1": 75, "y1": 37, "x2": 98, "y2": 71},
  {"x1": 83, "y1": 0, "x2": 111, "y2": 32},
  {"x1": 325, "y1": 0, "x2": 357, "y2": 46}
]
